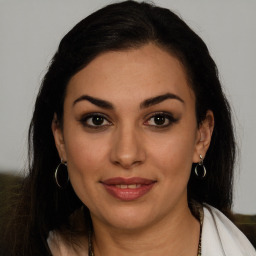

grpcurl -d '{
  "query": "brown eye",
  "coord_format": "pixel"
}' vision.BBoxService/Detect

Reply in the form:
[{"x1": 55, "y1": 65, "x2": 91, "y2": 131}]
[
  {"x1": 80, "y1": 113, "x2": 112, "y2": 128},
  {"x1": 144, "y1": 112, "x2": 178, "y2": 128},
  {"x1": 153, "y1": 115, "x2": 166, "y2": 125},
  {"x1": 91, "y1": 116, "x2": 104, "y2": 125}
]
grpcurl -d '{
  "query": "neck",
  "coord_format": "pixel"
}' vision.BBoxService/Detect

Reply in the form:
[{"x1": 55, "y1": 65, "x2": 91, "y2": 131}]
[{"x1": 91, "y1": 203, "x2": 200, "y2": 256}]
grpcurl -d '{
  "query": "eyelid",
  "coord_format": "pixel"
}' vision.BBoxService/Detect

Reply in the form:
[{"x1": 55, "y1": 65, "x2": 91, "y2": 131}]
[
  {"x1": 143, "y1": 111, "x2": 179, "y2": 127},
  {"x1": 144, "y1": 111, "x2": 175, "y2": 120},
  {"x1": 79, "y1": 112, "x2": 113, "y2": 128}
]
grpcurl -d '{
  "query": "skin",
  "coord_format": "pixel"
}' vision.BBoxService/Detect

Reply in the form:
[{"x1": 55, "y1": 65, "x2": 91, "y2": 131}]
[{"x1": 52, "y1": 43, "x2": 214, "y2": 255}]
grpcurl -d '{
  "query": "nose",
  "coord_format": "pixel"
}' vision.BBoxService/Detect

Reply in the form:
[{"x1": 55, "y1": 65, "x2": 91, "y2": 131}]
[{"x1": 110, "y1": 126, "x2": 146, "y2": 169}]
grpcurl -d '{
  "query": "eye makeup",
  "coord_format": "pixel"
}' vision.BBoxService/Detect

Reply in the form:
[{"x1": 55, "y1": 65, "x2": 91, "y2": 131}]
[
  {"x1": 144, "y1": 111, "x2": 179, "y2": 128},
  {"x1": 79, "y1": 112, "x2": 113, "y2": 130},
  {"x1": 77, "y1": 110, "x2": 180, "y2": 132}
]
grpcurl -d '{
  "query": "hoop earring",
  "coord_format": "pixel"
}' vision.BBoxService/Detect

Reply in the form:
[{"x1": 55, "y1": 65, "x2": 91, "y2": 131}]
[
  {"x1": 55, "y1": 159, "x2": 69, "y2": 188},
  {"x1": 195, "y1": 155, "x2": 207, "y2": 179}
]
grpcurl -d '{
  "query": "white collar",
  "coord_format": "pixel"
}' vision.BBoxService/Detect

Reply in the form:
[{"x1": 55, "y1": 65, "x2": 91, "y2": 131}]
[{"x1": 202, "y1": 204, "x2": 256, "y2": 256}]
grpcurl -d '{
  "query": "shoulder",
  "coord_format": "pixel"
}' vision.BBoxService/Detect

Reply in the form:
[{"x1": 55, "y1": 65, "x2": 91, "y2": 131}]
[
  {"x1": 201, "y1": 204, "x2": 256, "y2": 256},
  {"x1": 47, "y1": 230, "x2": 88, "y2": 256}
]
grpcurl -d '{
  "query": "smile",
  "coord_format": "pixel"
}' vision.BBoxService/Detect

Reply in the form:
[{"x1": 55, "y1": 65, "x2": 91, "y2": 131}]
[
  {"x1": 101, "y1": 177, "x2": 156, "y2": 201},
  {"x1": 115, "y1": 184, "x2": 141, "y2": 189}
]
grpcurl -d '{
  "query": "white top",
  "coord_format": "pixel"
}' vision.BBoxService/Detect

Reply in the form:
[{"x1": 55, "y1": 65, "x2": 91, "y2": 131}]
[
  {"x1": 48, "y1": 205, "x2": 256, "y2": 255},
  {"x1": 202, "y1": 205, "x2": 256, "y2": 255}
]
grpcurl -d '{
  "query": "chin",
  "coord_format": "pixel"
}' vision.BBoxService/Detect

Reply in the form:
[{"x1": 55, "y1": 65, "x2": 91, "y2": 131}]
[{"x1": 94, "y1": 204, "x2": 159, "y2": 231}]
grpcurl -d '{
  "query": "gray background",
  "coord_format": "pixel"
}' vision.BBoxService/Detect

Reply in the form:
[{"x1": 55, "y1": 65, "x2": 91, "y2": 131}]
[{"x1": 0, "y1": 0, "x2": 255, "y2": 214}]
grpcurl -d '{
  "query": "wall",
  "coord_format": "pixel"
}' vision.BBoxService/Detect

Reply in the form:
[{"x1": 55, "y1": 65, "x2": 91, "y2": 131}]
[{"x1": 0, "y1": 0, "x2": 255, "y2": 214}]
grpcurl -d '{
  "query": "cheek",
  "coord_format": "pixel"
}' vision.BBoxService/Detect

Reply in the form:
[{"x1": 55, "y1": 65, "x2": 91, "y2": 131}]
[
  {"x1": 63, "y1": 129, "x2": 110, "y2": 195},
  {"x1": 64, "y1": 127, "x2": 108, "y2": 168},
  {"x1": 63, "y1": 135, "x2": 108, "y2": 207},
  {"x1": 150, "y1": 135, "x2": 195, "y2": 204},
  {"x1": 148, "y1": 127, "x2": 197, "y2": 178}
]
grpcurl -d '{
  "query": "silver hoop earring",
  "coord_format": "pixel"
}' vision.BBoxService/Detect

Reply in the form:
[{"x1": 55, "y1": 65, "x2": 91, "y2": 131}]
[
  {"x1": 195, "y1": 155, "x2": 207, "y2": 179},
  {"x1": 55, "y1": 159, "x2": 69, "y2": 188}
]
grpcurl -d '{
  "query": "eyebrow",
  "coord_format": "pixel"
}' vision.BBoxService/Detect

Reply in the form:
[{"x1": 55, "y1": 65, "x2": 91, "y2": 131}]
[
  {"x1": 140, "y1": 93, "x2": 184, "y2": 108},
  {"x1": 73, "y1": 93, "x2": 184, "y2": 109},
  {"x1": 73, "y1": 95, "x2": 114, "y2": 109}
]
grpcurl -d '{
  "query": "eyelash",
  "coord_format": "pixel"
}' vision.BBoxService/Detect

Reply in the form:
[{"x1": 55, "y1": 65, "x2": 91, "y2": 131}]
[
  {"x1": 79, "y1": 112, "x2": 178, "y2": 130},
  {"x1": 79, "y1": 113, "x2": 112, "y2": 129},
  {"x1": 143, "y1": 112, "x2": 178, "y2": 128}
]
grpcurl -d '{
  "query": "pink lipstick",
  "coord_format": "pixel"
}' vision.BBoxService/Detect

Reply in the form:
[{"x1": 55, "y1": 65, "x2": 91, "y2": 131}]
[{"x1": 101, "y1": 177, "x2": 156, "y2": 201}]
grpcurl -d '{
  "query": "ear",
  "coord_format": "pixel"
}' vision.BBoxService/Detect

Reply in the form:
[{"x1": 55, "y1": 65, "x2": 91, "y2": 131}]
[
  {"x1": 51, "y1": 113, "x2": 67, "y2": 161},
  {"x1": 193, "y1": 110, "x2": 214, "y2": 163}
]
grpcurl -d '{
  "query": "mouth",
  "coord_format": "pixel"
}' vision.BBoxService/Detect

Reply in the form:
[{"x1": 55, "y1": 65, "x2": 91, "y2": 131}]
[
  {"x1": 114, "y1": 184, "x2": 142, "y2": 189},
  {"x1": 101, "y1": 177, "x2": 156, "y2": 201}
]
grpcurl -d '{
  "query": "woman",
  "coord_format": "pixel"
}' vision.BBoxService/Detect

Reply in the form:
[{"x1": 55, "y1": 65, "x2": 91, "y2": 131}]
[{"x1": 2, "y1": 1, "x2": 255, "y2": 255}]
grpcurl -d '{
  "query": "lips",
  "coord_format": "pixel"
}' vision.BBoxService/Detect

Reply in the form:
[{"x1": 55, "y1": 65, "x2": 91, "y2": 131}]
[{"x1": 101, "y1": 177, "x2": 156, "y2": 201}]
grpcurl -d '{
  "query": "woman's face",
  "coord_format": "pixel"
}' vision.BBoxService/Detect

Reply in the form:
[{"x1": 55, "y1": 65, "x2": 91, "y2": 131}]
[{"x1": 53, "y1": 43, "x2": 213, "y2": 230}]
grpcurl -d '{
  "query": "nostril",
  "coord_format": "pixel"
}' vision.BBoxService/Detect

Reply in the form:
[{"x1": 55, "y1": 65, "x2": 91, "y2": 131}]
[{"x1": 113, "y1": 159, "x2": 143, "y2": 169}]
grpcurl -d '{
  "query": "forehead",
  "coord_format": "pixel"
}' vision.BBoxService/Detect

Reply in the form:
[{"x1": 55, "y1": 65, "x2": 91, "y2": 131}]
[{"x1": 66, "y1": 43, "x2": 195, "y2": 106}]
